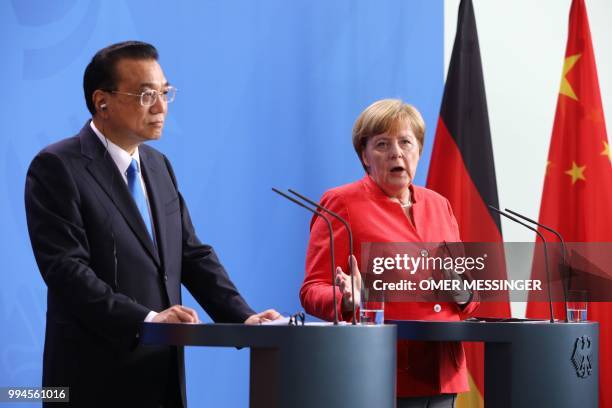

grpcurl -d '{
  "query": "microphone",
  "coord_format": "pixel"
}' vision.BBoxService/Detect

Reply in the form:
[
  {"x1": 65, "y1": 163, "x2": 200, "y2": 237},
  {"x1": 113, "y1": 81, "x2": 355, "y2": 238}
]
[
  {"x1": 504, "y1": 208, "x2": 569, "y2": 322},
  {"x1": 287, "y1": 189, "x2": 357, "y2": 325},
  {"x1": 272, "y1": 188, "x2": 339, "y2": 325},
  {"x1": 488, "y1": 205, "x2": 555, "y2": 323}
]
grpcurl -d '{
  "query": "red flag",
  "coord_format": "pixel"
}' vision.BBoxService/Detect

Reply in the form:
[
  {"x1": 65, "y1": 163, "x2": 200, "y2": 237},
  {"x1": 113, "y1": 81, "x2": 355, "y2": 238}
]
[
  {"x1": 427, "y1": 1, "x2": 510, "y2": 406},
  {"x1": 526, "y1": 0, "x2": 612, "y2": 406}
]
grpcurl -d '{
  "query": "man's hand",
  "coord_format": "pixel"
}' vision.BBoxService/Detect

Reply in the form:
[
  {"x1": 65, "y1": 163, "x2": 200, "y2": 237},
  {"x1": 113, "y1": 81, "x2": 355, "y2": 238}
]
[
  {"x1": 335, "y1": 255, "x2": 362, "y2": 312},
  {"x1": 244, "y1": 309, "x2": 282, "y2": 324},
  {"x1": 152, "y1": 305, "x2": 200, "y2": 323}
]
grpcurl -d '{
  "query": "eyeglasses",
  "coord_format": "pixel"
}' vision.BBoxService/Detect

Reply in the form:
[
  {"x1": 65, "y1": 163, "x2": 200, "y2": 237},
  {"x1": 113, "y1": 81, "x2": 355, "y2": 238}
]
[{"x1": 108, "y1": 86, "x2": 177, "y2": 107}]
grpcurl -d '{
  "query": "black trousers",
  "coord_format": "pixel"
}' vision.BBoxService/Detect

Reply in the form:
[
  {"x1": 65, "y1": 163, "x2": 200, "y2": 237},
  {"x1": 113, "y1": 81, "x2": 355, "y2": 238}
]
[{"x1": 161, "y1": 347, "x2": 183, "y2": 408}]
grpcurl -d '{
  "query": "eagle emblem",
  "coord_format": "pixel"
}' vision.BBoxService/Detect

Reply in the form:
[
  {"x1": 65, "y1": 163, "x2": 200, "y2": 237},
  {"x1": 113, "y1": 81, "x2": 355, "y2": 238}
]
[{"x1": 571, "y1": 335, "x2": 593, "y2": 378}]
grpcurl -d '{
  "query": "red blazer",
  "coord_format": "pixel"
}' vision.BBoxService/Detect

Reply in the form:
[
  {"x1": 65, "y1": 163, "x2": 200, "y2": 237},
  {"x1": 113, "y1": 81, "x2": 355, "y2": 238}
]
[{"x1": 301, "y1": 176, "x2": 478, "y2": 397}]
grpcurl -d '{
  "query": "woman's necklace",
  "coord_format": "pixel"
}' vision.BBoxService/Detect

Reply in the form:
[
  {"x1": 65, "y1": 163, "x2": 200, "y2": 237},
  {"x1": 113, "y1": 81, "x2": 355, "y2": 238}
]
[
  {"x1": 393, "y1": 194, "x2": 412, "y2": 208},
  {"x1": 400, "y1": 200, "x2": 412, "y2": 209}
]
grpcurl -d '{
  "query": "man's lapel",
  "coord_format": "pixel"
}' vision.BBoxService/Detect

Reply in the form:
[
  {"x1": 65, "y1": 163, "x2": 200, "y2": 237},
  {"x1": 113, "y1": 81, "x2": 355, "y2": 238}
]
[
  {"x1": 80, "y1": 124, "x2": 161, "y2": 266},
  {"x1": 139, "y1": 148, "x2": 169, "y2": 272}
]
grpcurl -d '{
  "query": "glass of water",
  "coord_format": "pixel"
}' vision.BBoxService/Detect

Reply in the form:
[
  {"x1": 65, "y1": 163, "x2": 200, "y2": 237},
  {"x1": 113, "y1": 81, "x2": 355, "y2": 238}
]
[
  {"x1": 359, "y1": 288, "x2": 384, "y2": 325},
  {"x1": 567, "y1": 290, "x2": 588, "y2": 322},
  {"x1": 360, "y1": 302, "x2": 384, "y2": 325}
]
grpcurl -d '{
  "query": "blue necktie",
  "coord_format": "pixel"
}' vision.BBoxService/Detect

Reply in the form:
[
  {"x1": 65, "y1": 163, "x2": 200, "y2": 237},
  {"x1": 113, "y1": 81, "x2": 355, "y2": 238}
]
[{"x1": 126, "y1": 159, "x2": 154, "y2": 241}]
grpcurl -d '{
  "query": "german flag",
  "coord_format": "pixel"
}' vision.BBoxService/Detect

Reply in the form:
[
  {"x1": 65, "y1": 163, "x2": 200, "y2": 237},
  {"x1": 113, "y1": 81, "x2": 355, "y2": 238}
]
[{"x1": 426, "y1": 0, "x2": 510, "y2": 406}]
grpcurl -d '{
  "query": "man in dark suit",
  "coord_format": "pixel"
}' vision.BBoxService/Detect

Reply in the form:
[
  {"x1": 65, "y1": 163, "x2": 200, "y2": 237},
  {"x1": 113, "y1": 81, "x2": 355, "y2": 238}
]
[{"x1": 25, "y1": 41, "x2": 279, "y2": 407}]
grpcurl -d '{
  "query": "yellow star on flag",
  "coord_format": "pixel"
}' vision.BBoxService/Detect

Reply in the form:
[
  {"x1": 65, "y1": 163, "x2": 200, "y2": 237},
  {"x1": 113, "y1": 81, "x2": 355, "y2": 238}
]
[
  {"x1": 565, "y1": 161, "x2": 586, "y2": 184},
  {"x1": 559, "y1": 54, "x2": 581, "y2": 100},
  {"x1": 602, "y1": 140, "x2": 611, "y2": 162}
]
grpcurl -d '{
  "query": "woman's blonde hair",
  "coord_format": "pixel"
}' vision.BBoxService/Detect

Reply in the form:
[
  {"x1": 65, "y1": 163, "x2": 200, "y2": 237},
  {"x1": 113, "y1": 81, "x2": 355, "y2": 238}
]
[{"x1": 352, "y1": 99, "x2": 425, "y2": 172}]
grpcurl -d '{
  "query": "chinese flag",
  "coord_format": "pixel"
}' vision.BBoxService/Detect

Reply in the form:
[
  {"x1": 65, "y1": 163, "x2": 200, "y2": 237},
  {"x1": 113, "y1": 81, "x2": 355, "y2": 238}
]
[
  {"x1": 526, "y1": 0, "x2": 612, "y2": 406},
  {"x1": 426, "y1": 1, "x2": 510, "y2": 407}
]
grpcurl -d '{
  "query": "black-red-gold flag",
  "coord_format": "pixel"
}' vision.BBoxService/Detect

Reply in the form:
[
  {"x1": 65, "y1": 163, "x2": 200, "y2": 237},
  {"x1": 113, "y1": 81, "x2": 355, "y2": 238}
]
[{"x1": 427, "y1": 1, "x2": 510, "y2": 406}]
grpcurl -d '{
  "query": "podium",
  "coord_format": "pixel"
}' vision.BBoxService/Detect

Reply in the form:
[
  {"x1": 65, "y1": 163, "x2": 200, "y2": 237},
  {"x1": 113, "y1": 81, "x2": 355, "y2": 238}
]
[
  {"x1": 141, "y1": 322, "x2": 396, "y2": 408},
  {"x1": 388, "y1": 320, "x2": 599, "y2": 408}
]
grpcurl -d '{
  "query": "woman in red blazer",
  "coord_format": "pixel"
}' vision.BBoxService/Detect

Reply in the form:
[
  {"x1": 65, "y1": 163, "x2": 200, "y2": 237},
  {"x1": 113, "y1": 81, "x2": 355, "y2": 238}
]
[{"x1": 300, "y1": 99, "x2": 478, "y2": 408}]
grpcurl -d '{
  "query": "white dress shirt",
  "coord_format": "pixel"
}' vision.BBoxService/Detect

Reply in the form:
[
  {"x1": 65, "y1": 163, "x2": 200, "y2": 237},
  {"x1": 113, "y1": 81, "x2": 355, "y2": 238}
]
[{"x1": 90, "y1": 121, "x2": 159, "y2": 322}]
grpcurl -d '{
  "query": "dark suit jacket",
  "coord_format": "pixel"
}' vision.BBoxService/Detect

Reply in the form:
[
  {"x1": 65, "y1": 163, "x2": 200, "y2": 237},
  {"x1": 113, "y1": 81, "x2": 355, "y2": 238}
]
[{"x1": 25, "y1": 123, "x2": 255, "y2": 407}]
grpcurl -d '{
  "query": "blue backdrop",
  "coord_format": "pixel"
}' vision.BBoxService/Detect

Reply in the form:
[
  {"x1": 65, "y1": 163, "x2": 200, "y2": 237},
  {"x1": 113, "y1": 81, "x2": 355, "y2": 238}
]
[{"x1": 0, "y1": 1, "x2": 443, "y2": 406}]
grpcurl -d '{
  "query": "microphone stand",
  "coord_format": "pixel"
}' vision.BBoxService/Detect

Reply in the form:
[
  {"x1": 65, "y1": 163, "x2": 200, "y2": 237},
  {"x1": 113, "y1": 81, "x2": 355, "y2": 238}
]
[
  {"x1": 488, "y1": 206, "x2": 555, "y2": 323},
  {"x1": 287, "y1": 189, "x2": 357, "y2": 325},
  {"x1": 272, "y1": 188, "x2": 339, "y2": 325},
  {"x1": 504, "y1": 208, "x2": 569, "y2": 322}
]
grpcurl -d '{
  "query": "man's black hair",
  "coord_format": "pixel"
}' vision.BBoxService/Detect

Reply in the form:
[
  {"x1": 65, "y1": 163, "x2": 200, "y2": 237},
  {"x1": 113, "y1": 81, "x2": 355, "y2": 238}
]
[{"x1": 83, "y1": 41, "x2": 158, "y2": 115}]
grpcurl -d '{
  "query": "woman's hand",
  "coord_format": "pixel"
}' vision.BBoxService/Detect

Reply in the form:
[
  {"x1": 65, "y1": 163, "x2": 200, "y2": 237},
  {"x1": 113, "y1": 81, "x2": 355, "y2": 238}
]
[
  {"x1": 442, "y1": 268, "x2": 472, "y2": 305},
  {"x1": 335, "y1": 255, "x2": 362, "y2": 312}
]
